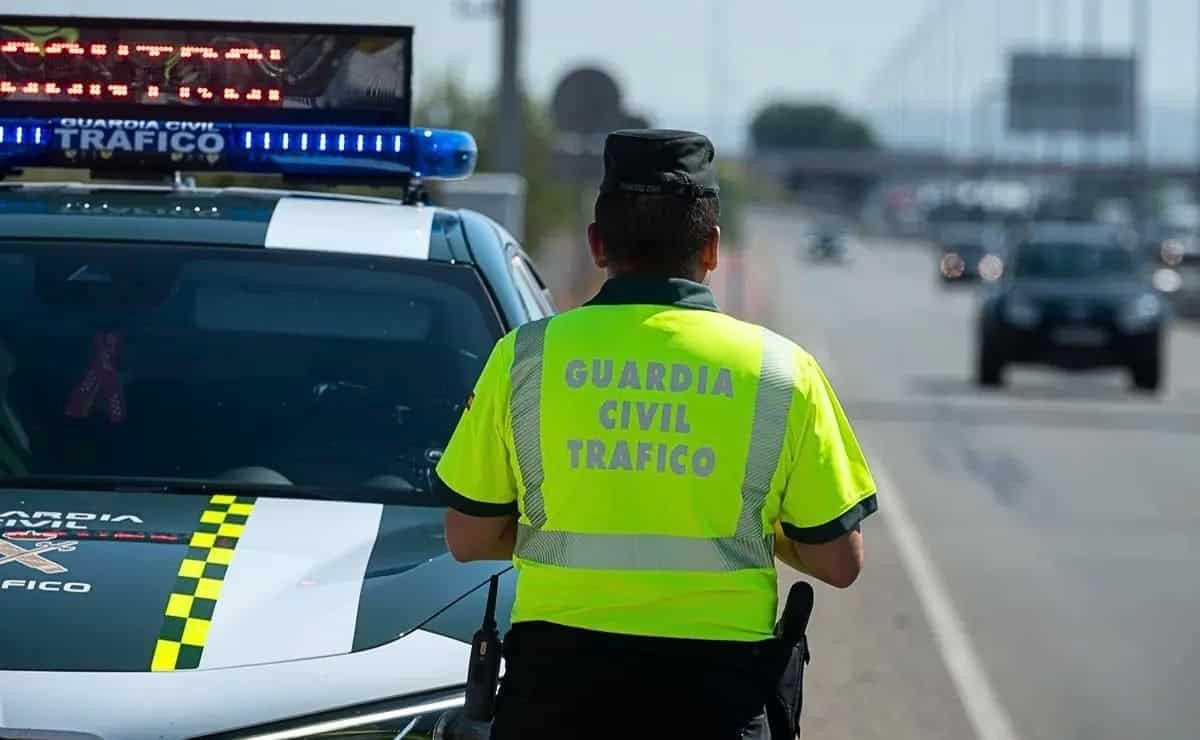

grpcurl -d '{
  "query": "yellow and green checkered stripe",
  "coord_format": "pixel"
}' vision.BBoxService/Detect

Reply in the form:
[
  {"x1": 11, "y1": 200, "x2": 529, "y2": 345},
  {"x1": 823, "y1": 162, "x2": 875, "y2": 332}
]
[{"x1": 151, "y1": 494, "x2": 255, "y2": 671}]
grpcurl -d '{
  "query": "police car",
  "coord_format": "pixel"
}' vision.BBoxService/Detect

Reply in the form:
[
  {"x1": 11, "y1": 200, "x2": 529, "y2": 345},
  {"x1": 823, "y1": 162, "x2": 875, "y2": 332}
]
[{"x1": 0, "y1": 16, "x2": 546, "y2": 740}]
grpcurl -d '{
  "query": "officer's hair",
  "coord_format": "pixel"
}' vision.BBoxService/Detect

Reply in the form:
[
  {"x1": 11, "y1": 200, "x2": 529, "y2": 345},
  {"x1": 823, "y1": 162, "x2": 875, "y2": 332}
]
[{"x1": 594, "y1": 192, "x2": 720, "y2": 276}]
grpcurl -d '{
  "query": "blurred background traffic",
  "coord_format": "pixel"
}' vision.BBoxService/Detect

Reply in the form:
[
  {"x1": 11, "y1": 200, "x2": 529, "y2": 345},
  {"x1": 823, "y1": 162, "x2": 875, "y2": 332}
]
[
  {"x1": 406, "y1": 2, "x2": 1200, "y2": 351},
  {"x1": 394, "y1": 0, "x2": 1197, "y2": 400}
]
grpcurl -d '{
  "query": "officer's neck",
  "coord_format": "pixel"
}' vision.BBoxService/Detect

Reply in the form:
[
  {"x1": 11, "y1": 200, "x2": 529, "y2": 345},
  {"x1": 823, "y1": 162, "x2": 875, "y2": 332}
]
[{"x1": 606, "y1": 267, "x2": 708, "y2": 284}]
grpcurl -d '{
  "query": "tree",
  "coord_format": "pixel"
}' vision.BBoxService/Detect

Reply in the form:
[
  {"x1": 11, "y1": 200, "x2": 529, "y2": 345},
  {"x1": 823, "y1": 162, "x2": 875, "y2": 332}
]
[
  {"x1": 748, "y1": 101, "x2": 879, "y2": 205},
  {"x1": 749, "y1": 102, "x2": 878, "y2": 151},
  {"x1": 416, "y1": 74, "x2": 579, "y2": 253}
]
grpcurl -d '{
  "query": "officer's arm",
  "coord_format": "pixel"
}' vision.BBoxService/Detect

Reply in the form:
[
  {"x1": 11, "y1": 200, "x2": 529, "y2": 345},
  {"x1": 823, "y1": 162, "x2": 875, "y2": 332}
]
[
  {"x1": 434, "y1": 335, "x2": 522, "y2": 563},
  {"x1": 775, "y1": 523, "x2": 864, "y2": 589},
  {"x1": 778, "y1": 352, "x2": 877, "y2": 589},
  {"x1": 444, "y1": 509, "x2": 518, "y2": 562}
]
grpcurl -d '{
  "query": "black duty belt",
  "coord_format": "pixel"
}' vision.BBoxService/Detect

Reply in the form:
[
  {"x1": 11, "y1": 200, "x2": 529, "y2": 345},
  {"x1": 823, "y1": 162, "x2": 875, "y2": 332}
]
[{"x1": 505, "y1": 620, "x2": 773, "y2": 666}]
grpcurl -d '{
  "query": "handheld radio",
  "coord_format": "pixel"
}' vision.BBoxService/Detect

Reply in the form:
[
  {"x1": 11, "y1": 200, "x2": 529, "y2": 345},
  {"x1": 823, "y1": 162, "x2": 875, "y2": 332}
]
[{"x1": 463, "y1": 575, "x2": 502, "y2": 722}]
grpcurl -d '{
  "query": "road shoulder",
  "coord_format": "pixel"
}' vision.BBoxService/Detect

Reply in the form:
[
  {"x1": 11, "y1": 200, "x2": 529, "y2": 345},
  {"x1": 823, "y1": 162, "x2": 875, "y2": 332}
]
[{"x1": 781, "y1": 510, "x2": 977, "y2": 740}]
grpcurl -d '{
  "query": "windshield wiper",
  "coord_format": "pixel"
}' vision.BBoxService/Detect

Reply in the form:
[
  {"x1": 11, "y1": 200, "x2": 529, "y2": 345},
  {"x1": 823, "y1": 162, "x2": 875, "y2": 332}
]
[{"x1": 0, "y1": 475, "x2": 395, "y2": 503}]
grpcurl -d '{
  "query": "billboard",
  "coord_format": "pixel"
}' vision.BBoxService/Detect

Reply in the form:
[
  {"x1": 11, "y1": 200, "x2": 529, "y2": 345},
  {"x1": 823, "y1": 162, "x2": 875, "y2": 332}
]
[{"x1": 1007, "y1": 52, "x2": 1137, "y2": 135}]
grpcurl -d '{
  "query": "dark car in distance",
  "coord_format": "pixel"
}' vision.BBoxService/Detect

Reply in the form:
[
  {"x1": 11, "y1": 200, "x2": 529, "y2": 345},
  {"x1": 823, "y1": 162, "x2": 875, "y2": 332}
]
[
  {"x1": 808, "y1": 231, "x2": 849, "y2": 262},
  {"x1": 937, "y1": 223, "x2": 1007, "y2": 284},
  {"x1": 800, "y1": 224, "x2": 851, "y2": 264},
  {"x1": 976, "y1": 223, "x2": 1167, "y2": 392}
]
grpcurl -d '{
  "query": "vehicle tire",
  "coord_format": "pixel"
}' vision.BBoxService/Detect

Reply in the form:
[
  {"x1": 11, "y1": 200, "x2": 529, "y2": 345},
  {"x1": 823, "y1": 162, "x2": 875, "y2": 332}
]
[
  {"x1": 1130, "y1": 346, "x2": 1162, "y2": 393},
  {"x1": 976, "y1": 341, "x2": 1005, "y2": 387}
]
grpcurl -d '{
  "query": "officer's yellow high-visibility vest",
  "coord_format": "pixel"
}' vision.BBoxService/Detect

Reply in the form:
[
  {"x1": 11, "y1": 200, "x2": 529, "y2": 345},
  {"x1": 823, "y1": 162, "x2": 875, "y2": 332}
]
[{"x1": 437, "y1": 278, "x2": 876, "y2": 642}]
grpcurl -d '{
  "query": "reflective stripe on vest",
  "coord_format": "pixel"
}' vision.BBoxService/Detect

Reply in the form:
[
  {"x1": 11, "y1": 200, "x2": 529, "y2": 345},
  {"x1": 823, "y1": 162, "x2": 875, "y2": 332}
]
[
  {"x1": 509, "y1": 320, "x2": 797, "y2": 572},
  {"x1": 511, "y1": 318, "x2": 551, "y2": 529}
]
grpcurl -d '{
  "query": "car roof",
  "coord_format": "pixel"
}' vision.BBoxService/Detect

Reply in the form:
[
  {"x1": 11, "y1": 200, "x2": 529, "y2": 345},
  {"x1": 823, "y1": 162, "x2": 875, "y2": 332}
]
[
  {"x1": 0, "y1": 181, "x2": 481, "y2": 263},
  {"x1": 936, "y1": 221, "x2": 1006, "y2": 246},
  {"x1": 0, "y1": 180, "x2": 545, "y2": 331}
]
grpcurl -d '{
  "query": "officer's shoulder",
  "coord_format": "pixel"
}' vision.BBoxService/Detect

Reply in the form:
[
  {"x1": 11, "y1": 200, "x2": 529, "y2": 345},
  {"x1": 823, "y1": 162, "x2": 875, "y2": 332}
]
[
  {"x1": 718, "y1": 317, "x2": 826, "y2": 384},
  {"x1": 503, "y1": 314, "x2": 554, "y2": 339},
  {"x1": 716, "y1": 315, "x2": 817, "y2": 359}
]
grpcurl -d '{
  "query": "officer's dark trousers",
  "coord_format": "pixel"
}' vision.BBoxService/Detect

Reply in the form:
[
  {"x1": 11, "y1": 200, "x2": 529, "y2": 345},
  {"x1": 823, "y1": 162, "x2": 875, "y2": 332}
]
[{"x1": 491, "y1": 621, "x2": 772, "y2": 740}]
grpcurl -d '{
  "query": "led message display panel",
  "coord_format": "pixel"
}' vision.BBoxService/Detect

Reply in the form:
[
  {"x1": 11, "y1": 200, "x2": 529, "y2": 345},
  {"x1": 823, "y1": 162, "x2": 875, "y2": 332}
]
[{"x1": 0, "y1": 17, "x2": 412, "y2": 124}]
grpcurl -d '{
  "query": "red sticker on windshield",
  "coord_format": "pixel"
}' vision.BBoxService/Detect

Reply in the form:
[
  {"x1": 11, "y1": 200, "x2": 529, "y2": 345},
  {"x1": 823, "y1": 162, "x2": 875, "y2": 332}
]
[{"x1": 65, "y1": 332, "x2": 126, "y2": 423}]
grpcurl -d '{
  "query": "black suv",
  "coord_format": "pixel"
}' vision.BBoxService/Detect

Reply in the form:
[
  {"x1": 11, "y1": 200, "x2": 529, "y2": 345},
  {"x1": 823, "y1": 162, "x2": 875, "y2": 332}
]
[{"x1": 976, "y1": 222, "x2": 1167, "y2": 392}]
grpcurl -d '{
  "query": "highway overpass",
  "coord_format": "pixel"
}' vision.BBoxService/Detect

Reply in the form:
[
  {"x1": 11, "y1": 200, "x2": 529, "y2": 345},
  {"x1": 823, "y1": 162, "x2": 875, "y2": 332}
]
[{"x1": 745, "y1": 148, "x2": 1199, "y2": 184}]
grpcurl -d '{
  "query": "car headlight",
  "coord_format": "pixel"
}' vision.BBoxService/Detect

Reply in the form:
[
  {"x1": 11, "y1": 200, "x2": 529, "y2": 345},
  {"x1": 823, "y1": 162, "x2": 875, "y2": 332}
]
[
  {"x1": 1153, "y1": 268, "x2": 1183, "y2": 293},
  {"x1": 1161, "y1": 239, "x2": 1186, "y2": 267},
  {"x1": 1003, "y1": 297, "x2": 1041, "y2": 328},
  {"x1": 1118, "y1": 293, "x2": 1163, "y2": 332},
  {"x1": 206, "y1": 688, "x2": 472, "y2": 740},
  {"x1": 978, "y1": 254, "x2": 1004, "y2": 282},
  {"x1": 940, "y1": 252, "x2": 965, "y2": 278}
]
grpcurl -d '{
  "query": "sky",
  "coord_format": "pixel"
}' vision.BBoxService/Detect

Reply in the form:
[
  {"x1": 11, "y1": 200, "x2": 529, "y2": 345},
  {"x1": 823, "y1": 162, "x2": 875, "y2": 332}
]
[{"x1": 6, "y1": 1, "x2": 1200, "y2": 155}]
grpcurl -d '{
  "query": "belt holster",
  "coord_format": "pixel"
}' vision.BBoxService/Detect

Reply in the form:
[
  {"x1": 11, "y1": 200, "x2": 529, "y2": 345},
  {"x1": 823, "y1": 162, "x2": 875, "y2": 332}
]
[{"x1": 766, "y1": 581, "x2": 814, "y2": 739}]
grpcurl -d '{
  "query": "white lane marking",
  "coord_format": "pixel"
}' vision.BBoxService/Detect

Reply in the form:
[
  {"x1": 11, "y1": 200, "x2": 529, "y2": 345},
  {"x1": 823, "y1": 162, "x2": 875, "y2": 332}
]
[
  {"x1": 871, "y1": 460, "x2": 1022, "y2": 740},
  {"x1": 264, "y1": 197, "x2": 434, "y2": 259},
  {"x1": 200, "y1": 498, "x2": 384, "y2": 668},
  {"x1": 814, "y1": 339, "x2": 1021, "y2": 740}
]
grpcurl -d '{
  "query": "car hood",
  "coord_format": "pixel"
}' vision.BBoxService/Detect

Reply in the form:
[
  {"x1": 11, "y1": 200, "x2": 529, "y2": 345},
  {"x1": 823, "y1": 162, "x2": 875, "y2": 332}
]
[
  {"x1": 944, "y1": 244, "x2": 988, "y2": 257},
  {"x1": 0, "y1": 489, "x2": 510, "y2": 672},
  {"x1": 1007, "y1": 278, "x2": 1146, "y2": 304}
]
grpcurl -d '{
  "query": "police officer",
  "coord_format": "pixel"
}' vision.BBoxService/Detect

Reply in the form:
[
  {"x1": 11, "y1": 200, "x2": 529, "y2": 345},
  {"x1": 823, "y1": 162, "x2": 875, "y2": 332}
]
[{"x1": 435, "y1": 130, "x2": 877, "y2": 739}]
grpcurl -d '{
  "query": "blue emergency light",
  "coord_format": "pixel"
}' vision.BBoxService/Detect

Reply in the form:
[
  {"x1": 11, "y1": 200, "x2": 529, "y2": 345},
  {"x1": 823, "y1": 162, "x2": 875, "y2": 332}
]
[
  {"x1": 0, "y1": 118, "x2": 478, "y2": 180},
  {"x1": 0, "y1": 16, "x2": 478, "y2": 182}
]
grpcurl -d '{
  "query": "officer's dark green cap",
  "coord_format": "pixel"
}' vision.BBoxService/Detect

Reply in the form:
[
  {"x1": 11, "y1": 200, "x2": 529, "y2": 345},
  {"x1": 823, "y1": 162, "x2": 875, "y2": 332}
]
[{"x1": 599, "y1": 129, "x2": 719, "y2": 199}]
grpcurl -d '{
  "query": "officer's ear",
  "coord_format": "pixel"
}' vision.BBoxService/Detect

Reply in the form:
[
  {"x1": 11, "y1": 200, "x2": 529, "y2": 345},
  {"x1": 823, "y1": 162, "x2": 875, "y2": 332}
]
[
  {"x1": 587, "y1": 222, "x2": 610, "y2": 269},
  {"x1": 700, "y1": 225, "x2": 720, "y2": 274}
]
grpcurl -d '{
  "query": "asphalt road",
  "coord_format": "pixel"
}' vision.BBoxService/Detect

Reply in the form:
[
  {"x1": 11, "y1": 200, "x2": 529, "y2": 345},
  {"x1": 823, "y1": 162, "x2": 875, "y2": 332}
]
[{"x1": 714, "y1": 206, "x2": 1200, "y2": 740}]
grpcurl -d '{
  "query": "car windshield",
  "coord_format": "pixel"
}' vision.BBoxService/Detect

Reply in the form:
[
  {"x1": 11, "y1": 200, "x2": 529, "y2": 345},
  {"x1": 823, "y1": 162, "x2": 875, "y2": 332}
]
[
  {"x1": 947, "y1": 242, "x2": 986, "y2": 256},
  {"x1": 1013, "y1": 241, "x2": 1136, "y2": 279},
  {"x1": 0, "y1": 243, "x2": 501, "y2": 503}
]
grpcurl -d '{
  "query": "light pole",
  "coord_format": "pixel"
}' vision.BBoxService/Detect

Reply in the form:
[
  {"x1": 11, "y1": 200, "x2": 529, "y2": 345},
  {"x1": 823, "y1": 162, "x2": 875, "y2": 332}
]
[
  {"x1": 1131, "y1": 0, "x2": 1149, "y2": 221},
  {"x1": 951, "y1": 3, "x2": 967, "y2": 158},
  {"x1": 708, "y1": 0, "x2": 729, "y2": 145},
  {"x1": 860, "y1": 0, "x2": 955, "y2": 151},
  {"x1": 971, "y1": 81, "x2": 1005, "y2": 165},
  {"x1": 453, "y1": 0, "x2": 524, "y2": 174},
  {"x1": 1195, "y1": 0, "x2": 1200, "y2": 169},
  {"x1": 1048, "y1": 0, "x2": 1067, "y2": 164},
  {"x1": 496, "y1": 0, "x2": 524, "y2": 174},
  {"x1": 1131, "y1": 0, "x2": 1148, "y2": 166},
  {"x1": 1083, "y1": 0, "x2": 1102, "y2": 165}
]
